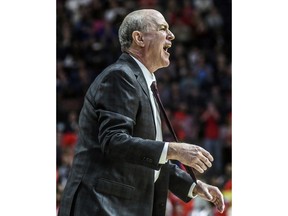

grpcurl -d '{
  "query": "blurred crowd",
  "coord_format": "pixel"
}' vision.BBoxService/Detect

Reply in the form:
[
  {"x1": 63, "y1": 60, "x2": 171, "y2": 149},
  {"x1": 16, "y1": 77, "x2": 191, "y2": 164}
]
[{"x1": 56, "y1": 0, "x2": 232, "y2": 215}]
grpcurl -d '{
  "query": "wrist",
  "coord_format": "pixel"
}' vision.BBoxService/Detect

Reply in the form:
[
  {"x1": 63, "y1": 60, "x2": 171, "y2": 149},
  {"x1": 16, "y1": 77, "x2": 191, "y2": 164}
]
[
  {"x1": 167, "y1": 142, "x2": 178, "y2": 160},
  {"x1": 192, "y1": 184, "x2": 198, "y2": 197},
  {"x1": 193, "y1": 180, "x2": 201, "y2": 196}
]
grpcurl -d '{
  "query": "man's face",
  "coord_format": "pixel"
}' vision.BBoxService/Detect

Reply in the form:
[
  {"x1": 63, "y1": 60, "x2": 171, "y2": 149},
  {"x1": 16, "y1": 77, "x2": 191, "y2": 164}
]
[{"x1": 142, "y1": 11, "x2": 175, "y2": 71}]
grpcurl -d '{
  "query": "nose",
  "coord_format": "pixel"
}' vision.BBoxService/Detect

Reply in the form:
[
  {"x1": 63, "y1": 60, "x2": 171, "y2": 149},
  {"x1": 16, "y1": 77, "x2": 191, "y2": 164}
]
[{"x1": 167, "y1": 29, "x2": 175, "y2": 41}]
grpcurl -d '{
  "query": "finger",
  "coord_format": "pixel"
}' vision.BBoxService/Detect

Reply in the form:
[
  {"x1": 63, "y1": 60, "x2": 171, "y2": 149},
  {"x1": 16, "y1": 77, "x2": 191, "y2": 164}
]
[
  {"x1": 196, "y1": 159, "x2": 209, "y2": 171},
  {"x1": 200, "y1": 148, "x2": 214, "y2": 162},
  {"x1": 216, "y1": 202, "x2": 225, "y2": 213},
  {"x1": 198, "y1": 152, "x2": 212, "y2": 168},
  {"x1": 193, "y1": 164, "x2": 205, "y2": 173},
  {"x1": 218, "y1": 194, "x2": 225, "y2": 212},
  {"x1": 204, "y1": 191, "x2": 213, "y2": 201},
  {"x1": 214, "y1": 188, "x2": 225, "y2": 205},
  {"x1": 213, "y1": 189, "x2": 225, "y2": 213},
  {"x1": 209, "y1": 196, "x2": 224, "y2": 213}
]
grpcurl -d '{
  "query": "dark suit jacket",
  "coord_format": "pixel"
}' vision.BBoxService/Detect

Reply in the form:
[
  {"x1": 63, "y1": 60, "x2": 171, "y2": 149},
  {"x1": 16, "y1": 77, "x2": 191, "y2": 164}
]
[{"x1": 58, "y1": 53, "x2": 194, "y2": 216}]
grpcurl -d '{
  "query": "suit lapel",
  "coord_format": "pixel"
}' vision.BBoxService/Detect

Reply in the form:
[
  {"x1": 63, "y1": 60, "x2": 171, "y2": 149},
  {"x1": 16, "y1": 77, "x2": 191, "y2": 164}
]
[
  {"x1": 118, "y1": 53, "x2": 157, "y2": 137},
  {"x1": 118, "y1": 52, "x2": 150, "y2": 98}
]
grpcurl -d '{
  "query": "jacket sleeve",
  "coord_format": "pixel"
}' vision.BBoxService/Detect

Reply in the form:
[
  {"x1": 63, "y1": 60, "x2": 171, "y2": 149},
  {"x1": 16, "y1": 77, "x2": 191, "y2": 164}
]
[
  {"x1": 90, "y1": 69, "x2": 165, "y2": 170},
  {"x1": 168, "y1": 160, "x2": 194, "y2": 202}
]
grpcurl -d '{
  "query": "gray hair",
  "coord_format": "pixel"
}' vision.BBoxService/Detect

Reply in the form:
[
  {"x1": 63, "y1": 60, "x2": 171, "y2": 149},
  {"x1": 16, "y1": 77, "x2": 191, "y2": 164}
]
[{"x1": 118, "y1": 10, "x2": 156, "y2": 51}]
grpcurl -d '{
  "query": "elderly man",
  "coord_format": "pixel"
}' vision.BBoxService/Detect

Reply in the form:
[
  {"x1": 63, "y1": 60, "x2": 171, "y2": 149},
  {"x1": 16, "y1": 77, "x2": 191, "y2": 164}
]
[{"x1": 58, "y1": 9, "x2": 225, "y2": 216}]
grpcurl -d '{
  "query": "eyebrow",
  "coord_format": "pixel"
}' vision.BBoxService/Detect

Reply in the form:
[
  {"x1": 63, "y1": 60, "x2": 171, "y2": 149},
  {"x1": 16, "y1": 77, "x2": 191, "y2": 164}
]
[{"x1": 158, "y1": 24, "x2": 169, "y2": 29}]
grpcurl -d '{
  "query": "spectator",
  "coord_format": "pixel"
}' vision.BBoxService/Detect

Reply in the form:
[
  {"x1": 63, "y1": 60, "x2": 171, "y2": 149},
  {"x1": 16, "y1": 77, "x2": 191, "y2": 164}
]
[{"x1": 200, "y1": 101, "x2": 222, "y2": 175}]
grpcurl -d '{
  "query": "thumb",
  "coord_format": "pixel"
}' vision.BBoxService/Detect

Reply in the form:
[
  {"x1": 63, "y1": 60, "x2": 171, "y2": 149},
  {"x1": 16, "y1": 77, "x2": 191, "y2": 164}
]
[
  {"x1": 198, "y1": 181, "x2": 213, "y2": 200},
  {"x1": 203, "y1": 190, "x2": 213, "y2": 201}
]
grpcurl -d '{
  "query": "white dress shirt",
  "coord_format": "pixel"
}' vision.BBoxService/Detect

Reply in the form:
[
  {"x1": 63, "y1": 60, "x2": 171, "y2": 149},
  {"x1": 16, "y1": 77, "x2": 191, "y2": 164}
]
[{"x1": 130, "y1": 55, "x2": 196, "y2": 198}]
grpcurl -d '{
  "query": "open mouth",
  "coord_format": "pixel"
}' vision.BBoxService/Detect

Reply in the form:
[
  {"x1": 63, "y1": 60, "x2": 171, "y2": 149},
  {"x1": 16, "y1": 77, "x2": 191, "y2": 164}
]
[{"x1": 163, "y1": 44, "x2": 171, "y2": 53}]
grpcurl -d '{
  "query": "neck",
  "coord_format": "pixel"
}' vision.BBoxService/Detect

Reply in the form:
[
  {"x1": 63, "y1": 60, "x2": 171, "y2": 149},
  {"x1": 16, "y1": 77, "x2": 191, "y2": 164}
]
[{"x1": 126, "y1": 48, "x2": 157, "y2": 73}]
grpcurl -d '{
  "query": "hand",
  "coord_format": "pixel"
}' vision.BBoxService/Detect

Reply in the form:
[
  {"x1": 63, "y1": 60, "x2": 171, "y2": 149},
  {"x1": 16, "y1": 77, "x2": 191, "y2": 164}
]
[
  {"x1": 167, "y1": 142, "x2": 213, "y2": 173},
  {"x1": 193, "y1": 180, "x2": 225, "y2": 213}
]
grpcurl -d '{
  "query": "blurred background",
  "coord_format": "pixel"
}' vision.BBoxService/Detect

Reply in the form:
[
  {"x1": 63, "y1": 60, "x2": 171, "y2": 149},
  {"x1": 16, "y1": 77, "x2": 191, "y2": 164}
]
[{"x1": 56, "y1": 0, "x2": 231, "y2": 215}]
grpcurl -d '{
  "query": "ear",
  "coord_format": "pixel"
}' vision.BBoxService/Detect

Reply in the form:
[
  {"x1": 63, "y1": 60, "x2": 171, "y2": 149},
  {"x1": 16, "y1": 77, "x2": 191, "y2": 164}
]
[{"x1": 132, "y1": 31, "x2": 145, "y2": 47}]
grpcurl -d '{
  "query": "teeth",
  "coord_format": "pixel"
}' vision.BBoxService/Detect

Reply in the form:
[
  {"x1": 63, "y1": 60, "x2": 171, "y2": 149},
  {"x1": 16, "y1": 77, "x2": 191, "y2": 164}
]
[{"x1": 164, "y1": 46, "x2": 170, "y2": 50}]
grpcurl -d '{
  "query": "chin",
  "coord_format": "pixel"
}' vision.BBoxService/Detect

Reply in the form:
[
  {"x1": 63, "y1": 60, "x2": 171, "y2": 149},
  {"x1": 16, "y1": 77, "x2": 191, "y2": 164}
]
[
  {"x1": 163, "y1": 59, "x2": 170, "y2": 67},
  {"x1": 157, "y1": 56, "x2": 170, "y2": 69}
]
